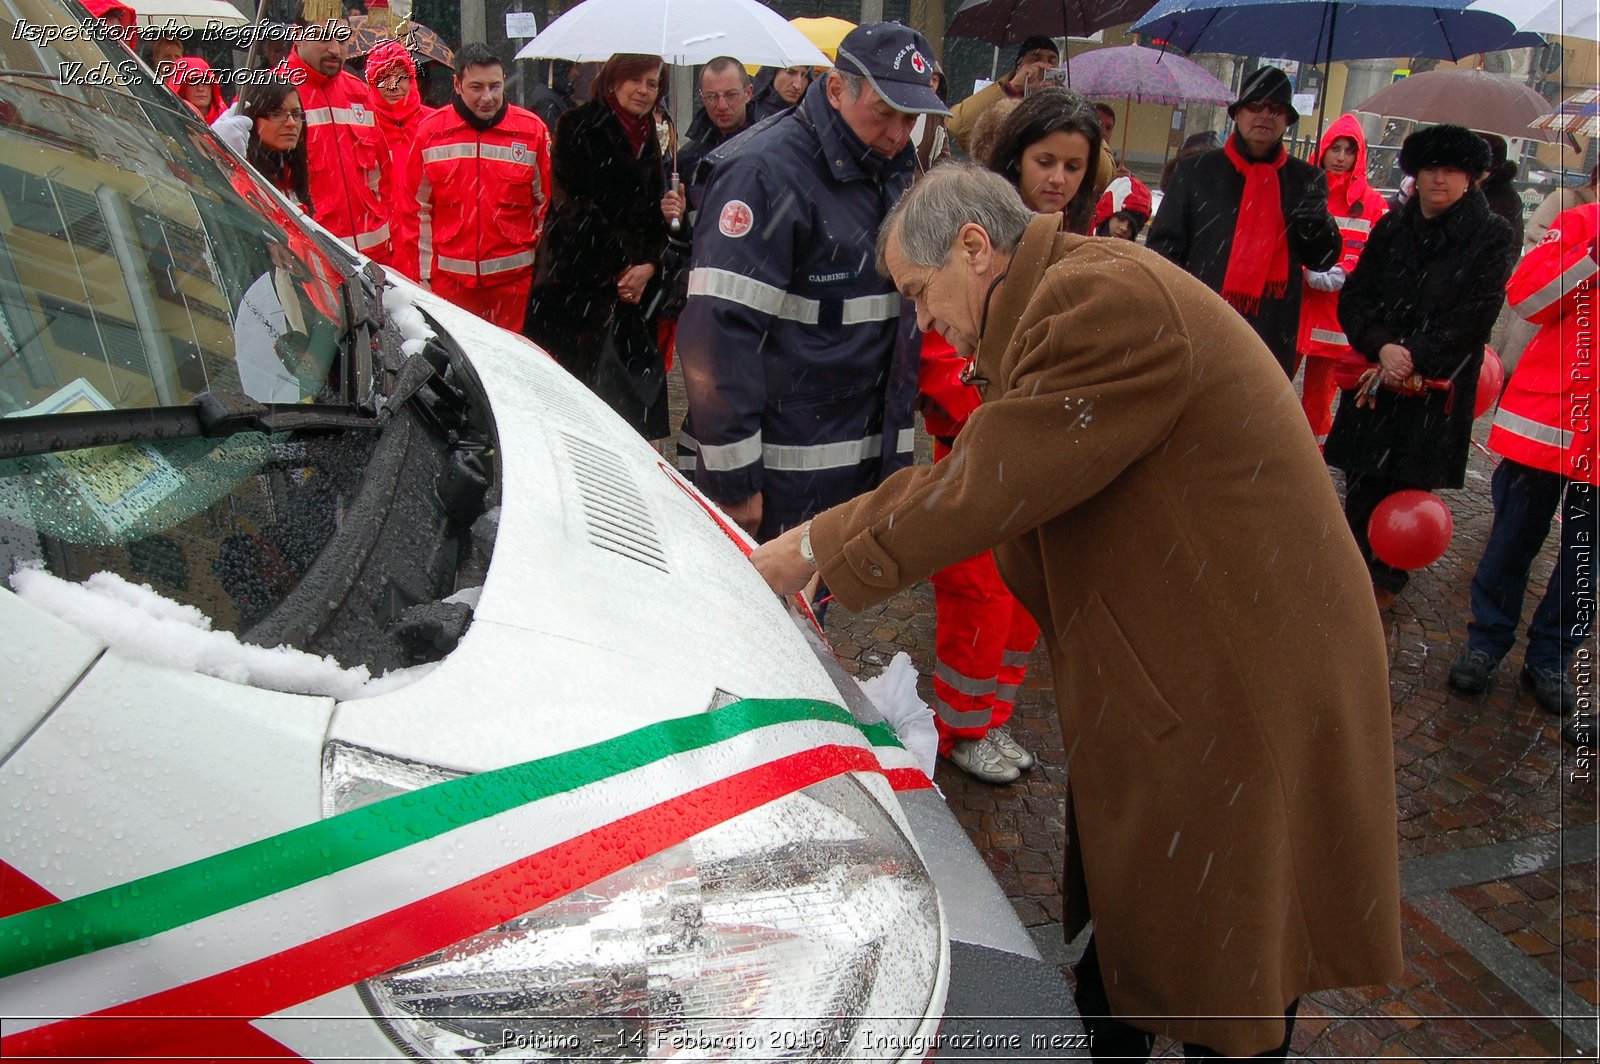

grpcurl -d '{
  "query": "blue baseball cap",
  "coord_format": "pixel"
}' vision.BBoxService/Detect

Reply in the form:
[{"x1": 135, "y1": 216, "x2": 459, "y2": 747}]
[{"x1": 834, "y1": 22, "x2": 950, "y2": 117}]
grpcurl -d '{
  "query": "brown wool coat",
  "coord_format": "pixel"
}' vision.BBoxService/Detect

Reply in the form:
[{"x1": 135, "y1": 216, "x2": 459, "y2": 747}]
[{"x1": 811, "y1": 215, "x2": 1403, "y2": 1055}]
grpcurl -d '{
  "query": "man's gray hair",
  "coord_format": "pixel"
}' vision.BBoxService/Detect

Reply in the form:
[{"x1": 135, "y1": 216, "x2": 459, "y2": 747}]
[
  {"x1": 830, "y1": 68, "x2": 866, "y2": 100},
  {"x1": 877, "y1": 162, "x2": 1035, "y2": 273}
]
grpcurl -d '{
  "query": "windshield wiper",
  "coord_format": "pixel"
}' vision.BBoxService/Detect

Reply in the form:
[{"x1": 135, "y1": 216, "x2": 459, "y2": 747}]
[
  {"x1": 0, "y1": 391, "x2": 381, "y2": 461},
  {"x1": 0, "y1": 341, "x2": 446, "y2": 462}
]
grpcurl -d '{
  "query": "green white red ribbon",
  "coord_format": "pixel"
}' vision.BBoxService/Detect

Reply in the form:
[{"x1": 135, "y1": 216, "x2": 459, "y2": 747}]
[{"x1": 0, "y1": 697, "x2": 928, "y2": 1059}]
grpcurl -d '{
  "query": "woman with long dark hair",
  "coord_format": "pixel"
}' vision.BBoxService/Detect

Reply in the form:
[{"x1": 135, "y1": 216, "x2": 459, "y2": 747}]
[
  {"x1": 238, "y1": 76, "x2": 312, "y2": 214},
  {"x1": 984, "y1": 87, "x2": 1102, "y2": 234},
  {"x1": 524, "y1": 53, "x2": 671, "y2": 440}
]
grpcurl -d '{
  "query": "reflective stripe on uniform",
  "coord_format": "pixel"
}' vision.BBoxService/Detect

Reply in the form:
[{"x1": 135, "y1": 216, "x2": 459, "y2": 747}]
[
  {"x1": 935, "y1": 659, "x2": 997, "y2": 698},
  {"x1": 994, "y1": 683, "x2": 1020, "y2": 706},
  {"x1": 421, "y1": 142, "x2": 479, "y2": 163},
  {"x1": 1337, "y1": 216, "x2": 1371, "y2": 235},
  {"x1": 933, "y1": 693, "x2": 989, "y2": 728},
  {"x1": 437, "y1": 250, "x2": 537, "y2": 276},
  {"x1": 680, "y1": 428, "x2": 763, "y2": 472},
  {"x1": 1001, "y1": 648, "x2": 1031, "y2": 669},
  {"x1": 1510, "y1": 254, "x2": 1600, "y2": 319},
  {"x1": 353, "y1": 221, "x2": 390, "y2": 251},
  {"x1": 688, "y1": 267, "x2": 901, "y2": 325},
  {"x1": 1310, "y1": 326, "x2": 1348, "y2": 346},
  {"x1": 303, "y1": 106, "x2": 375, "y2": 128},
  {"x1": 480, "y1": 144, "x2": 538, "y2": 166},
  {"x1": 683, "y1": 428, "x2": 908, "y2": 474},
  {"x1": 1492, "y1": 406, "x2": 1574, "y2": 449},
  {"x1": 765, "y1": 433, "x2": 883, "y2": 471}
]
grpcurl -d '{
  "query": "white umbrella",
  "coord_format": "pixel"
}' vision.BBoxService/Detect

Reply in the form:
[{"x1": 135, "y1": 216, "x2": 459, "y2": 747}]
[
  {"x1": 1467, "y1": 0, "x2": 1598, "y2": 40},
  {"x1": 129, "y1": 0, "x2": 250, "y2": 31},
  {"x1": 514, "y1": 0, "x2": 830, "y2": 67}
]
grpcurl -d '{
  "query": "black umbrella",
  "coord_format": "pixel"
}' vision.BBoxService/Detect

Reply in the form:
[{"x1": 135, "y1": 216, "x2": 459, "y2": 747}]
[{"x1": 948, "y1": 0, "x2": 1155, "y2": 45}]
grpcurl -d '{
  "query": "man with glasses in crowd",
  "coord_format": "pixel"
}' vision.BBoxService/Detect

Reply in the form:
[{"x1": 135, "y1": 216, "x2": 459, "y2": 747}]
[
  {"x1": 392, "y1": 44, "x2": 551, "y2": 332},
  {"x1": 1148, "y1": 66, "x2": 1340, "y2": 376},
  {"x1": 275, "y1": 15, "x2": 394, "y2": 264}
]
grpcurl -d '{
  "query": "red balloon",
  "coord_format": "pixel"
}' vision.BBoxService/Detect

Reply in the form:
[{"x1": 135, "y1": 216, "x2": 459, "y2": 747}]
[
  {"x1": 1475, "y1": 346, "x2": 1505, "y2": 418},
  {"x1": 1368, "y1": 490, "x2": 1454, "y2": 570}
]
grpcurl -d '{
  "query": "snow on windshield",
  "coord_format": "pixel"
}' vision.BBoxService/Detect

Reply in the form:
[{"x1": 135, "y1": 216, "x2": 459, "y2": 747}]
[{"x1": 10, "y1": 565, "x2": 434, "y2": 700}]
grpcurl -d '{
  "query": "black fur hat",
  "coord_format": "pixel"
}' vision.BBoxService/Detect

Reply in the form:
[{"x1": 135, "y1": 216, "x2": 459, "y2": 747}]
[{"x1": 1399, "y1": 124, "x2": 1492, "y2": 177}]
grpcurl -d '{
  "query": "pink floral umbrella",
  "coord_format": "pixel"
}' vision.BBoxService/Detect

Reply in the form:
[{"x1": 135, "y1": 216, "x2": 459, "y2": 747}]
[{"x1": 1063, "y1": 45, "x2": 1234, "y2": 160}]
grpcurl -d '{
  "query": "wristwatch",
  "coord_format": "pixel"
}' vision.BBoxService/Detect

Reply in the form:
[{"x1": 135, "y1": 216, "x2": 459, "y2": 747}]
[{"x1": 798, "y1": 521, "x2": 816, "y2": 567}]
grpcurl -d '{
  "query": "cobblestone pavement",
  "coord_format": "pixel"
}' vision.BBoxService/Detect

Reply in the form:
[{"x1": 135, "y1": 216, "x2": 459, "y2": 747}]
[{"x1": 664, "y1": 364, "x2": 1598, "y2": 1059}]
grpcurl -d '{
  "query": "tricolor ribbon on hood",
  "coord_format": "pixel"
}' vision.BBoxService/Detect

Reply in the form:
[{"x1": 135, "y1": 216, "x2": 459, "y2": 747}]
[{"x1": 0, "y1": 698, "x2": 928, "y2": 1059}]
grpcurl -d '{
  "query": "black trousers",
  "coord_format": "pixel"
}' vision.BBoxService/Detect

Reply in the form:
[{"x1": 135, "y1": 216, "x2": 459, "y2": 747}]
[
  {"x1": 1343, "y1": 473, "x2": 1428, "y2": 594},
  {"x1": 1071, "y1": 935, "x2": 1300, "y2": 1062}
]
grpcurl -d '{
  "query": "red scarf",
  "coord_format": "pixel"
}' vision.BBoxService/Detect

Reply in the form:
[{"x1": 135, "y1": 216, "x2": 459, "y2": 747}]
[
  {"x1": 605, "y1": 95, "x2": 652, "y2": 157},
  {"x1": 1221, "y1": 135, "x2": 1289, "y2": 316}
]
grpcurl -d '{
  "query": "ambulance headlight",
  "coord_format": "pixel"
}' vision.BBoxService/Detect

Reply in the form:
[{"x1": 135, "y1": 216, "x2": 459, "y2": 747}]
[{"x1": 323, "y1": 742, "x2": 945, "y2": 1061}]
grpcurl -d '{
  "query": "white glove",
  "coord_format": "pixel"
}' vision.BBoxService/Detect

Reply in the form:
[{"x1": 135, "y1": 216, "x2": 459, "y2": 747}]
[
  {"x1": 211, "y1": 101, "x2": 251, "y2": 155},
  {"x1": 1305, "y1": 266, "x2": 1346, "y2": 292}
]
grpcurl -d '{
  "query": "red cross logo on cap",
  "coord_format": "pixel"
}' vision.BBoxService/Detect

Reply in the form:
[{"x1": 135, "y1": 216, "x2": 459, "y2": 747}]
[{"x1": 910, "y1": 51, "x2": 927, "y2": 74}]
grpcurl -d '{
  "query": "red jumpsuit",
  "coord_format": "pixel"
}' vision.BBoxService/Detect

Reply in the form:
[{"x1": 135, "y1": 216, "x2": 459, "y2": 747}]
[
  {"x1": 919, "y1": 332, "x2": 1040, "y2": 755},
  {"x1": 391, "y1": 103, "x2": 551, "y2": 332},
  {"x1": 277, "y1": 51, "x2": 393, "y2": 263},
  {"x1": 1295, "y1": 113, "x2": 1387, "y2": 446}
]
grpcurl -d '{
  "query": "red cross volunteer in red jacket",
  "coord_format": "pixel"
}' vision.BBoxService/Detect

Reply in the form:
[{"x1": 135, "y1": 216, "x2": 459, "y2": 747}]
[
  {"x1": 1450, "y1": 201, "x2": 1598, "y2": 728},
  {"x1": 1295, "y1": 113, "x2": 1386, "y2": 446},
  {"x1": 277, "y1": 17, "x2": 393, "y2": 263},
  {"x1": 393, "y1": 44, "x2": 551, "y2": 332}
]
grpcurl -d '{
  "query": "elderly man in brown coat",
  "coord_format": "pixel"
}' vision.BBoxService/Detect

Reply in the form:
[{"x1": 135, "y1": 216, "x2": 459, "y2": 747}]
[{"x1": 752, "y1": 163, "x2": 1402, "y2": 1061}]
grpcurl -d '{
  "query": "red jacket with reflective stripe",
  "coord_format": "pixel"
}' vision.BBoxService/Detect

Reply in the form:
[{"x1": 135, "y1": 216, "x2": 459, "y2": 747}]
[
  {"x1": 1489, "y1": 201, "x2": 1600, "y2": 483},
  {"x1": 277, "y1": 52, "x2": 392, "y2": 258},
  {"x1": 917, "y1": 331, "x2": 981, "y2": 440},
  {"x1": 1297, "y1": 114, "x2": 1387, "y2": 362},
  {"x1": 391, "y1": 103, "x2": 551, "y2": 288}
]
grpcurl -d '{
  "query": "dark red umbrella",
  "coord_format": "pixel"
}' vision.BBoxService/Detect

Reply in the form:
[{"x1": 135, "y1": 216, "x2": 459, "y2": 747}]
[{"x1": 948, "y1": 0, "x2": 1155, "y2": 44}]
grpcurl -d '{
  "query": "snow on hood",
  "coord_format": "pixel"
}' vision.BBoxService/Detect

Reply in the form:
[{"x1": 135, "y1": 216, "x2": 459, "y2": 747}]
[{"x1": 8, "y1": 566, "x2": 434, "y2": 700}]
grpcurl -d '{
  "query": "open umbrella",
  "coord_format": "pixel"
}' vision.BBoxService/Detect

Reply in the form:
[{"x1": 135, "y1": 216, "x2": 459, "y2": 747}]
[
  {"x1": 126, "y1": 0, "x2": 249, "y2": 31},
  {"x1": 1063, "y1": 44, "x2": 1234, "y2": 161},
  {"x1": 1531, "y1": 86, "x2": 1599, "y2": 138},
  {"x1": 1469, "y1": 0, "x2": 1599, "y2": 41},
  {"x1": 514, "y1": 0, "x2": 829, "y2": 68},
  {"x1": 1132, "y1": 0, "x2": 1536, "y2": 62},
  {"x1": 789, "y1": 16, "x2": 854, "y2": 62},
  {"x1": 1355, "y1": 68, "x2": 1565, "y2": 143},
  {"x1": 948, "y1": 0, "x2": 1155, "y2": 44},
  {"x1": 1132, "y1": 0, "x2": 1537, "y2": 142},
  {"x1": 344, "y1": 14, "x2": 454, "y2": 66}
]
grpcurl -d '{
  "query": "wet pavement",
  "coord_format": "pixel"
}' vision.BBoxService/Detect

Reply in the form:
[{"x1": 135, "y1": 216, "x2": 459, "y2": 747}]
[
  {"x1": 823, "y1": 427, "x2": 1599, "y2": 1060},
  {"x1": 664, "y1": 364, "x2": 1598, "y2": 1059}
]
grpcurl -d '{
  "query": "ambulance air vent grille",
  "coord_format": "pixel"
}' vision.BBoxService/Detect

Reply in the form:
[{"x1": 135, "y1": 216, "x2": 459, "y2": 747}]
[{"x1": 561, "y1": 433, "x2": 669, "y2": 572}]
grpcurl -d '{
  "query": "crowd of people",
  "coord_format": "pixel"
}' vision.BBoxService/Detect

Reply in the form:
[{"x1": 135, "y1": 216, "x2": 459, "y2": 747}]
[{"x1": 118, "y1": 9, "x2": 1597, "y2": 1058}]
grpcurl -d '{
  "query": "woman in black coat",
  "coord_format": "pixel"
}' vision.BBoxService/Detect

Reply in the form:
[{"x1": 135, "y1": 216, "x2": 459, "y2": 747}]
[
  {"x1": 1324, "y1": 125, "x2": 1518, "y2": 607},
  {"x1": 524, "y1": 53, "x2": 671, "y2": 440}
]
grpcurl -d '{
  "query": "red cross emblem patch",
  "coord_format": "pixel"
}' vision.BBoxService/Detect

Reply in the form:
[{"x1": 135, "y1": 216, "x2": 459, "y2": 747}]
[
  {"x1": 911, "y1": 51, "x2": 927, "y2": 75},
  {"x1": 512, "y1": 141, "x2": 526, "y2": 162},
  {"x1": 719, "y1": 199, "x2": 754, "y2": 238}
]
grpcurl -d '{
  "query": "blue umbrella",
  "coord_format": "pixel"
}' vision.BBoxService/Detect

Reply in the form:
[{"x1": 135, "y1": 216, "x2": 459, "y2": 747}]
[
  {"x1": 1131, "y1": 0, "x2": 1540, "y2": 145},
  {"x1": 1131, "y1": 0, "x2": 1537, "y2": 63}
]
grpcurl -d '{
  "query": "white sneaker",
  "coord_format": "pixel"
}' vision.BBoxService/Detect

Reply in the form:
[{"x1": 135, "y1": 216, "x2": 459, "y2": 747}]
[
  {"x1": 987, "y1": 727, "x2": 1035, "y2": 771},
  {"x1": 948, "y1": 737, "x2": 1021, "y2": 784}
]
